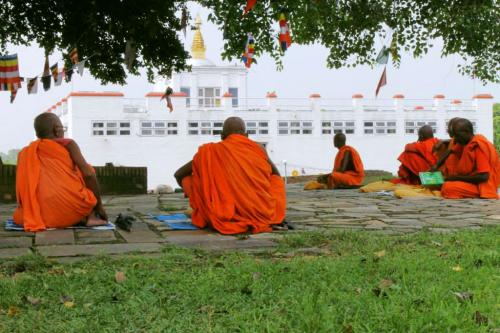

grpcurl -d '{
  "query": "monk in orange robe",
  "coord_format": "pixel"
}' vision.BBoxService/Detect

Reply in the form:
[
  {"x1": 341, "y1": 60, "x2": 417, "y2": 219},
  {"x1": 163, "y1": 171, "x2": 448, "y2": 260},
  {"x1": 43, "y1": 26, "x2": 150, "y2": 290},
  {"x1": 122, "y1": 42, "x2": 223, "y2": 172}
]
[
  {"x1": 391, "y1": 125, "x2": 438, "y2": 185},
  {"x1": 441, "y1": 118, "x2": 500, "y2": 199},
  {"x1": 432, "y1": 117, "x2": 463, "y2": 176},
  {"x1": 174, "y1": 117, "x2": 286, "y2": 234},
  {"x1": 13, "y1": 113, "x2": 108, "y2": 231},
  {"x1": 317, "y1": 133, "x2": 364, "y2": 188}
]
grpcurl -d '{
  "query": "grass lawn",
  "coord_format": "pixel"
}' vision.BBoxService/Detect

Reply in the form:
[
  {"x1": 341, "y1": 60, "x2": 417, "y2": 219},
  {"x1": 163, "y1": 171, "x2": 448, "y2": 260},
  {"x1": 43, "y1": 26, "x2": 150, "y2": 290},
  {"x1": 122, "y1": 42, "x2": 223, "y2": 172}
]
[{"x1": 0, "y1": 227, "x2": 498, "y2": 332}]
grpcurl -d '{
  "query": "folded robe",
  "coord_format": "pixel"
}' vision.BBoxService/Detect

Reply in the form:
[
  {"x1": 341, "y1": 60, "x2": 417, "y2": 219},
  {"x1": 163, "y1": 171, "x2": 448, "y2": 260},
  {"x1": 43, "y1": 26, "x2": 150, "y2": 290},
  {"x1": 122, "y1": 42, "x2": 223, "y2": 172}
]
[
  {"x1": 392, "y1": 137, "x2": 439, "y2": 185},
  {"x1": 328, "y1": 145, "x2": 364, "y2": 188},
  {"x1": 182, "y1": 134, "x2": 286, "y2": 234},
  {"x1": 442, "y1": 135, "x2": 500, "y2": 199},
  {"x1": 13, "y1": 139, "x2": 97, "y2": 231}
]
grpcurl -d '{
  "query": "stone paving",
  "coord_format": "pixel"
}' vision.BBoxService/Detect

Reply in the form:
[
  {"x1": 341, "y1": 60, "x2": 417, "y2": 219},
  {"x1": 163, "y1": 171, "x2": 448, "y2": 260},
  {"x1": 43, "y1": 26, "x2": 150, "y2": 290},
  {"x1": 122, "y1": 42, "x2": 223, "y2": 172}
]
[{"x1": 0, "y1": 184, "x2": 499, "y2": 261}]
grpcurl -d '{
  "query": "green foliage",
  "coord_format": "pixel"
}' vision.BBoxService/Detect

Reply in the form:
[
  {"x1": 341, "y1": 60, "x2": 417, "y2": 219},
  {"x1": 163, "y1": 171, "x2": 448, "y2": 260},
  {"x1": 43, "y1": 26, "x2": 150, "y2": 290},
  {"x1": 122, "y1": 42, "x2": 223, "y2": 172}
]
[
  {"x1": 494, "y1": 104, "x2": 500, "y2": 152},
  {"x1": 0, "y1": 0, "x2": 190, "y2": 84},
  {"x1": 0, "y1": 149, "x2": 20, "y2": 165},
  {"x1": 0, "y1": 227, "x2": 498, "y2": 332},
  {"x1": 201, "y1": 0, "x2": 500, "y2": 83}
]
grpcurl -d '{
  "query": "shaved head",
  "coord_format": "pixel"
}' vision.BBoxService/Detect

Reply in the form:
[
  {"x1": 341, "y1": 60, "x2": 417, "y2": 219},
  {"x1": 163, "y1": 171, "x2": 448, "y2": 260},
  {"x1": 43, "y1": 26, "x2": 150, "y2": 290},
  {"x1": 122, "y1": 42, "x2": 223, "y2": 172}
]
[
  {"x1": 447, "y1": 117, "x2": 461, "y2": 137},
  {"x1": 221, "y1": 117, "x2": 246, "y2": 140},
  {"x1": 34, "y1": 112, "x2": 62, "y2": 139},
  {"x1": 334, "y1": 132, "x2": 346, "y2": 149},
  {"x1": 418, "y1": 125, "x2": 434, "y2": 141},
  {"x1": 453, "y1": 118, "x2": 474, "y2": 145}
]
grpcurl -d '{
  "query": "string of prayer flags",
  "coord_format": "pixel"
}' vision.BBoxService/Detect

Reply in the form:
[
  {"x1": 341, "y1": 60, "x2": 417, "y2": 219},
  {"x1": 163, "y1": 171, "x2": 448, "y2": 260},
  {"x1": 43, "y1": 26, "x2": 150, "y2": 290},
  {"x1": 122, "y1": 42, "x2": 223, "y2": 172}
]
[
  {"x1": 0, "y1": 54, "x2": 21, "y2": 92},
  {"x1": 27, "y1": 77, "x2": 38, "y2": 94},
  {"x1": 376, "y1": 46, "x2": 389, "y2": 65},
  {"x1": 241, "y1": 33, "x2": 255, "y2": 68},
  {"x1": 160, "y1": 87, "x2": 174, "y2": 112},
  {"x1": 41, "y1": 56, "x2": 51, "y2": 91},
  {"x1": 70, "y1": 48, "x2": 79, "y2": 64},
  {"x1": 278, "y1": 13, "x2": 292, "y2": 52},
  {"x1": 181, "y1": 7, "x2": 188, "y2": 38},
  {"x1": 243, "y1": 0, "x2": 257, "y2": 14},
  {"x1": 375, "y1": 66, "x2": 387, "y2": 98}
]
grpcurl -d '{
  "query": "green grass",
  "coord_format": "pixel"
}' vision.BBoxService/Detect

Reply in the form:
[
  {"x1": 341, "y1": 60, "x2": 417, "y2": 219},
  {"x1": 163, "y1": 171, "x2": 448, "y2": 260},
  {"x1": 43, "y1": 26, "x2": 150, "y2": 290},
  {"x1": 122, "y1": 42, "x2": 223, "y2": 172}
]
[{"x1": 0, "y1": 227, "x2": 499, "y2": 332}]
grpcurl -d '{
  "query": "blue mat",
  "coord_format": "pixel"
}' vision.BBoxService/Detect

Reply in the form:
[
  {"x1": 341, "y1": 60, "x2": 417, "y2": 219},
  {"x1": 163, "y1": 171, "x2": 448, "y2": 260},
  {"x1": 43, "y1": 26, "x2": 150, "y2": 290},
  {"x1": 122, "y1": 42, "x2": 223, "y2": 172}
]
[
  {"x1": 4, "y1": 219, "x2": 115, "y2": 231},
  {"x1": 151, "y1": 214, "x2": 199, "y2": 230}
]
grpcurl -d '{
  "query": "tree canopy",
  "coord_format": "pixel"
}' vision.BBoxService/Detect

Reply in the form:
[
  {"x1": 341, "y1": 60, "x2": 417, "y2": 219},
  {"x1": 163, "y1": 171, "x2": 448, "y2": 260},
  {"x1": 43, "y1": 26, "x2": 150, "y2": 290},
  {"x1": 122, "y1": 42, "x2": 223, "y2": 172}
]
[{"x1": 1, "y1": 0, "x2": 498, "y2": 84}]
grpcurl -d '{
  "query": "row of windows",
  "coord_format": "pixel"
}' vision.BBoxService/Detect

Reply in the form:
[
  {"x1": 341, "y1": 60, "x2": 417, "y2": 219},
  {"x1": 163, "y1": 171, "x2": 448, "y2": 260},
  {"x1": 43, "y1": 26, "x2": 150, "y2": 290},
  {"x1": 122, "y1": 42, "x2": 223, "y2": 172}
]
[
  {"x1": 91, "y1": 119, "x2": 476, "y2": 137},
  {"x1": 181, "y1": 87, "x2": 239, "y2": 108}
]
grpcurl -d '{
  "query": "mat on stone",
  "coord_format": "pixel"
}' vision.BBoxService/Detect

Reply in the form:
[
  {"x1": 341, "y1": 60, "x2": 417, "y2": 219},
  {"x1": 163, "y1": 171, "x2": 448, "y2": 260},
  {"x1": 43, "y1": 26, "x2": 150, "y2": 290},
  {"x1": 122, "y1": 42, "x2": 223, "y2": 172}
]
[
  {"x1": 5, "y1": 219, "x2": 115, "y2": 231},
  {"x1": 151, "y1": 214, "x2": 199, "y2": 230}
]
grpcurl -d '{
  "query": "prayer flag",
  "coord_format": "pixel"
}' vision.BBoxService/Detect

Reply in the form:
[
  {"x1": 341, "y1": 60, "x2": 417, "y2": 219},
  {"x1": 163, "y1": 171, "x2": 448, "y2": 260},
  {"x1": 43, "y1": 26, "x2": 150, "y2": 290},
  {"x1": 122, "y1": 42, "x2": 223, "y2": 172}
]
[
  {"x1": 55, "y1": 70, "x2": 63, "y2": 86},
  {"x1": 42, "y1": 56, "x2": 51, "y2": 91},
  {"x1": 76, "y1": 60, "x2": 85, "y2": 76},
  {"x1": 160, "y1": 87, "x2": 174, "y2": 112},
  {"x1": 243, "y1": 0, "x2": 257, "y2": 14},
  {"x1": 64, "y1": 66, "x2": 73, "y2": 83},
  {"x1": 376, "y1": 46, "x2": 389, "y2": 65},
  {"x1": 69, "y1": 48, "x2": 79, "y2": 64},
  {"x1": 125, "y1": 41, "x2": 136, "y2": 71},
  {"x1": 27, "y1": 77, "x2": 38, "y2": 94},
  {"x1": 50, "y1": 63, "x2": 59, "y2": 82},
  {"x1": 181, "y1": 8, "x2": 188, "y2": 38},
  {"x1": 241, "y1": 33, "x2": 255, "y2": 68},
  {"x1": 278, "y1": 13, "x2": 292, "y2": 52},
  {"x1": 375, "y1": 67, "x2": 387, "y2": 97},
  {"x1": 0, "y1": 54, "x2": 21, "y2": 92},
  {"x1": 10, "y1": 89, "x2": 18, "y2": 103}
]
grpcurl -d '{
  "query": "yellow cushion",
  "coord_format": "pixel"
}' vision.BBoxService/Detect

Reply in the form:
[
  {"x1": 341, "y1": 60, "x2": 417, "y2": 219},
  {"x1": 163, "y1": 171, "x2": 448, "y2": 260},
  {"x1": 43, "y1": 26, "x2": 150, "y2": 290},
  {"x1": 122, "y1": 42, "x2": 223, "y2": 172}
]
[
  {"x1": 303, "y1": 180, "x2": 327, "y2": 190},
  {"x1": 359, "y1": 181, "x2": 396, "y2": 193}
]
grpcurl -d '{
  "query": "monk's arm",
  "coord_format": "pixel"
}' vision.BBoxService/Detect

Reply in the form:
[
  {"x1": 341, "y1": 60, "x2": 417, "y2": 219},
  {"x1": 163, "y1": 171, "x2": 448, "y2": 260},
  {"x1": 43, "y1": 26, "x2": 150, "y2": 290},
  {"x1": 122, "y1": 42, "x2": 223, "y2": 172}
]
[
  {"x1": 338, "y1": 151, "x2": 352, "y2": 173},
  {"x1": 445, "y1": 172, "x2": 489, "y2": 184},
  {"x1": 257, "y1": 144, "x2": 280, "y2": 176},
  {"x1": 65, "y1": 141, "x2": 107, "y2": 220},
  {"x1": 174, "y1": 161, "x2": 193, "y2": 187},
  {"x1": 430, "y1": 149, "x2": 452, "y2": 172}
]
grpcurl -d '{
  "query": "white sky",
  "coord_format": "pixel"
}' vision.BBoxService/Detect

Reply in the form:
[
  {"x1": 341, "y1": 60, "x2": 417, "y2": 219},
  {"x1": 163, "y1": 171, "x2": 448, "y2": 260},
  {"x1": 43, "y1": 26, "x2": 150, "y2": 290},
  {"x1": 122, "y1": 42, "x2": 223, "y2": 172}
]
[{"x1": 1, "y1": 4, "x2": 499, "y2": 153}]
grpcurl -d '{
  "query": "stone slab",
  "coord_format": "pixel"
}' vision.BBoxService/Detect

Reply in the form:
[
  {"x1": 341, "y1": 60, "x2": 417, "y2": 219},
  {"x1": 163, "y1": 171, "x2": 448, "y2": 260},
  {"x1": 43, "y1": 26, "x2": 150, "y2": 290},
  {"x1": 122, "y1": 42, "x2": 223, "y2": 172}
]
[
  {"x1": 75, "y1": 230, "x2": 117, "y2": 244},
  {"x1": 0, "y1": 237, "x2": 32, "y2": 248},
  {"x1": 37, "y1": 243, "x2": 163, "y2": 257},
  {"x1": 0, "y1": 247, "x2": 31, "y2": 259},
  {"x1": 117, "y1": 223, "x2": 164, "y2": 243},
  {"x1": 35, "y1": 229, "x2": 75, "y2": 246}
]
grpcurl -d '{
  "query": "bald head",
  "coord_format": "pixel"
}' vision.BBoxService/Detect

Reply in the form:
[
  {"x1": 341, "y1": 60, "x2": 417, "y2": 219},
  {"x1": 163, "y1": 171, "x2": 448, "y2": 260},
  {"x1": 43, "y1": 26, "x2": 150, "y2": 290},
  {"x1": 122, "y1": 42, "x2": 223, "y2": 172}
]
[
  {"x1": 34, "y1": 113, "x2": 63, "y2": 139},
  {"x1": 447, "y1": 117, "x2": 461, "y2": 137},
  {"x1": 334, "y1": 132, "x2": 346, "y2": 149},
  {"x1": 221, "y1": 117, "x2": 246, "y2": 140},
  {"x1": 453, "y1": 118, "x2": 474, "y2": 145},
  {"x1": 418, "y1": 125, "x2": 434, "y2": 141}
]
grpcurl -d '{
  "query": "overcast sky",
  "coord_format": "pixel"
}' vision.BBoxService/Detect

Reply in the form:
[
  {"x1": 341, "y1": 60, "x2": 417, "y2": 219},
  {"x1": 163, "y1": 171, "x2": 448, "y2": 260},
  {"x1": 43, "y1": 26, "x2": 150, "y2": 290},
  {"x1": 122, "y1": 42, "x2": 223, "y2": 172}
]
[{"x1": 1, "y1": 4, "x2": 499, "y2": 153}]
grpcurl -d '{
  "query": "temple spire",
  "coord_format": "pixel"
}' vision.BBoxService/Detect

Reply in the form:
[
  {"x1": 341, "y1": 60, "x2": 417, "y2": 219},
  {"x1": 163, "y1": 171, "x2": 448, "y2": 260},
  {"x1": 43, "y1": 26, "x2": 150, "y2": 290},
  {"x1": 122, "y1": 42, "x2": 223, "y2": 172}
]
[{"x1": 191, "y1": 14, "x2": 206, "y2": 59}]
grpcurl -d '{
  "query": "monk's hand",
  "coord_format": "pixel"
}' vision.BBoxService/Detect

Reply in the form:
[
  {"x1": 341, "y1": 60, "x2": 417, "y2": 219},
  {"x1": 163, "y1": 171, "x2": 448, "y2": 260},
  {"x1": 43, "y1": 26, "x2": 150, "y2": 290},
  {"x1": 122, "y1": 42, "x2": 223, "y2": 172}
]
[{"x1": 429, "y1": 166, "x2": 437, "y2": 172}]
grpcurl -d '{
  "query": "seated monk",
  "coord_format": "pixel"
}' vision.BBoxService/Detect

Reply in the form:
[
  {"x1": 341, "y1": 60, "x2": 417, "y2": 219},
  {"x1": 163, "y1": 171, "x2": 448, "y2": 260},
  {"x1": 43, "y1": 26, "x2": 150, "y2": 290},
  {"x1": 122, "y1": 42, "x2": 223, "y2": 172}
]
[
  {"x1": 174, "y1": 117, "x2": 286, "y2": 235},
  {"x1": 391, "y1": 125, "x2": 438, "y2": 185},
  {"x1": 317, "y1": 133, "x2": 364, "y2": 189},
  {"x1": 13, "y1": 113, "x2": 108, "y2": 231},
  {"x1": 441, "y1": 118, "x2": 500, "y2": 199},
  {"x1": 432, "y1": 117, "x2": 463, "y2": 176}
]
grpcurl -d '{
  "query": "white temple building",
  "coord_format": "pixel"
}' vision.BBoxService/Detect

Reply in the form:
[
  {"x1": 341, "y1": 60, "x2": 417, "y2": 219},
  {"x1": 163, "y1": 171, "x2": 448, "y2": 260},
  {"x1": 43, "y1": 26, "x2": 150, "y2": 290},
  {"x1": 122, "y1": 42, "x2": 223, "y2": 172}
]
[{"x1": 47, "y1": 17, "x2": 495, "y2": 190}]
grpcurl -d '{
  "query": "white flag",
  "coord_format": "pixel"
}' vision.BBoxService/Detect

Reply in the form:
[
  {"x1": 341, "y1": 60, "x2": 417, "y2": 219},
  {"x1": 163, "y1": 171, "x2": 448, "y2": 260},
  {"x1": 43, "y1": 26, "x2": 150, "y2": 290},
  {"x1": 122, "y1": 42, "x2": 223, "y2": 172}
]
[{"x1": 75, "y1": 60, "x2": 86, "y2": 76}]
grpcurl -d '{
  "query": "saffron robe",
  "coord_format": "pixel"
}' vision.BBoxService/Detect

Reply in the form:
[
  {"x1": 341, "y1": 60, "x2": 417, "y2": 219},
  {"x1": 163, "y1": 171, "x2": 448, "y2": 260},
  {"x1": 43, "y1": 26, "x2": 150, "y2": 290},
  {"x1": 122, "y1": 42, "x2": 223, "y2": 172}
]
[
  {"x1": 13, "y1": 139, "x2": 97, "y2": 231},
  {"x1": 442, "y1": 135, "x2": 500, "y2": 199},
  {"x1": 439, "y1": 139, "x2": 463, "y2": 177},
  {"x1": 182, "y1": 134, "x2": 286, "y2": 234},
  {"x1": 328, "y1": 145, "x2": 365, "y2": 188},
  {"x1": 392, "y1": 137, "x2": 439, "y2": 185}
]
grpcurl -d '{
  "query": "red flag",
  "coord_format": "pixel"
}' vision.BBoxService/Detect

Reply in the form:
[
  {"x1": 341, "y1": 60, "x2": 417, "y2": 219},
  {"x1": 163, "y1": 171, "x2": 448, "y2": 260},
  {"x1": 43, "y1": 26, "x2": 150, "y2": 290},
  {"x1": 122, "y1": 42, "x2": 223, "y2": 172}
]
[
  {"x1": 69, "y1": 48, "x2": 79, "y2": 64},
  {"x1": 375, "y1": 67, "x2": 387, "y2": 97},
  {"x1": 243, "y1": 0, "x2": 257, "y2": 14}
]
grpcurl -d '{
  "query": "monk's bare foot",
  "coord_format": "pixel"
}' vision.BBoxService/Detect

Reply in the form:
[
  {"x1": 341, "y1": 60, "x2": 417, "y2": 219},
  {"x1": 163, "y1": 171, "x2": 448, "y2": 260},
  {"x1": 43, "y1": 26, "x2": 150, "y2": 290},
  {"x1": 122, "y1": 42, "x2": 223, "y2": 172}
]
[{"x1": 86, "y1": 212, "x2": 108, "y2": 227}]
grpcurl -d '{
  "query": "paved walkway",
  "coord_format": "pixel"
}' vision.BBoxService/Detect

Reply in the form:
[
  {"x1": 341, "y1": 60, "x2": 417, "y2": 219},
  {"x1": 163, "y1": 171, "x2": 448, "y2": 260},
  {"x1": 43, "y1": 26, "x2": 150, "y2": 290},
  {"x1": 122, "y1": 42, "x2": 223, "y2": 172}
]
[{"x1": 1, "y1": 184, "x2": 499, "y2": 261}]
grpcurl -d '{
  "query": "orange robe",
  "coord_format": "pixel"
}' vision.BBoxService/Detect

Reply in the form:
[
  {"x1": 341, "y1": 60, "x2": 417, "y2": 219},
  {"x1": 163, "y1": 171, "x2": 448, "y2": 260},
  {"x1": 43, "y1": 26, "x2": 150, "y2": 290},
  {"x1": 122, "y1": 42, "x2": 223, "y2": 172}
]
[
  {"x1": 328, "y1": 145, "x2": 364, "y2": 188},
  {"x1": 442, "y1": 135, "x2": 500, "y2": 199},
  {"x1": 440, "y1": 139, "x2": 463, "y2": 177},
  {"x1": 13, "y1": 139, "x2": 97, "y2": 231},
  {"x1": 392, "y1": 137, "x2": 439, "y2": 185},
  {"x1": 181, "y1": 134, "x2": 286, "y2": 234}
]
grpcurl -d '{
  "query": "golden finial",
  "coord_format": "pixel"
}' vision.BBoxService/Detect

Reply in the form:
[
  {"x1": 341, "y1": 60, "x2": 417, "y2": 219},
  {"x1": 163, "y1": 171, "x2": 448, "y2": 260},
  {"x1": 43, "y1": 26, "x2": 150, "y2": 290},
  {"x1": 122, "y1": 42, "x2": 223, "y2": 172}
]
[{"x1": 191, "y1": 14, "x2": 206, "y2": 59}]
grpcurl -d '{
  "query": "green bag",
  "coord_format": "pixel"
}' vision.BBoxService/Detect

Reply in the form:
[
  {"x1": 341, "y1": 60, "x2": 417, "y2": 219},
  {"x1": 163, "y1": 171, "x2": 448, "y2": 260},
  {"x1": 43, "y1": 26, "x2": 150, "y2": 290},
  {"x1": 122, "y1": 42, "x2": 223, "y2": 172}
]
[{"x1": 419, "y1": 171, "x2": 444, "y2": 185}]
